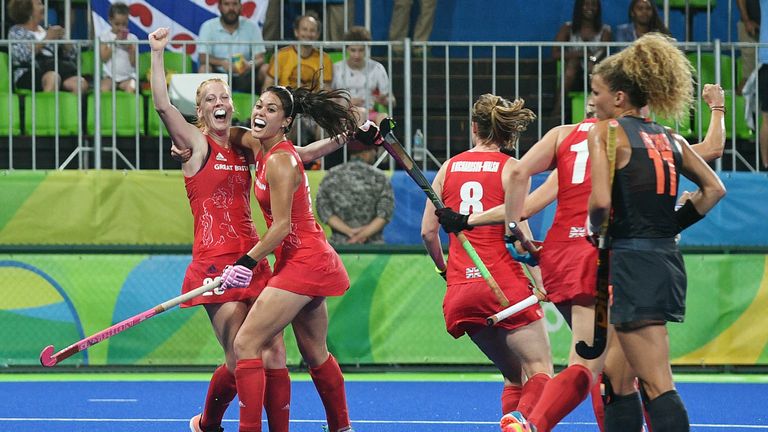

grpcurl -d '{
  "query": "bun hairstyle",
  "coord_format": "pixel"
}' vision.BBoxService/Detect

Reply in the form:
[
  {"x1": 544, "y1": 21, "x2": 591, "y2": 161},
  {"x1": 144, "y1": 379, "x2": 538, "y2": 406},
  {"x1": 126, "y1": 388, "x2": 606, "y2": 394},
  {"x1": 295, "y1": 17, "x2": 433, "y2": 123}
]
[
  {"x1": 592, "y1": 32, "x2": 693, "y2": 121},
  {"x1": 265, "y1": 85, "x2": 357, "y2": 137},
  {"x1": 472, "y1": 94, "x2": 536, "y2": 151}
]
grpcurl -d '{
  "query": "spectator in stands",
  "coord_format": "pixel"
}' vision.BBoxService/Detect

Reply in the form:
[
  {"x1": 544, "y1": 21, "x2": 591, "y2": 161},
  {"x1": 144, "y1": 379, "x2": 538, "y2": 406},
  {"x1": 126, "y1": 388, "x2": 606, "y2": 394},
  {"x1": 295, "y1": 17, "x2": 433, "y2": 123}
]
[
  {"x1": 264, "y1": 13, "x2": 334, "y2": 150},
  {"x1": 263, "y1": 13, "x2": 332, "y2": 91},
  {"x1": 327, "y1": 1, "x2": 355, "y2": 41},
  {"x1": 316, "y1": 140, "x2": 394, "y2": 245},
  {"x1": 388, "y1": 0, "x2": 436, "y2": 55},
  {"x1": 614, "y1": 0, "x2": 671, "y2": 43},
  {"x1": 8, "y1": 0, "x2": 88, "y2": 93},
  {"x1": 737, "y1": 0, "x2": 760, "y2": 94},
  {"x1": 333, "y1": 26, "x2": 393, "y2": 126},
  {"x1": 197, "y1": 0, "x2": 267, "y2": 94},
  {"x1": 262, "y1": 1, "x2": 353, "y2": 42},
  {"x1": 99, "y1": 2, "x2": 137, "y2": 93},
  {"x1": 552, "y1": 0, "x2": 611, "y2": 115}
]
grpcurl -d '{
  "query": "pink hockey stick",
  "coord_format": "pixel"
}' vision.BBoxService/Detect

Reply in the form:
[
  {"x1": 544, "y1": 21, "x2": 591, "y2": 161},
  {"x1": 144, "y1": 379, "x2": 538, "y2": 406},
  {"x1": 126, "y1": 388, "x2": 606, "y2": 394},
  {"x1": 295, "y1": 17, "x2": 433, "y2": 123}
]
[{"x1": 40, "y1": 278, "x2": 221, "y2": 367}]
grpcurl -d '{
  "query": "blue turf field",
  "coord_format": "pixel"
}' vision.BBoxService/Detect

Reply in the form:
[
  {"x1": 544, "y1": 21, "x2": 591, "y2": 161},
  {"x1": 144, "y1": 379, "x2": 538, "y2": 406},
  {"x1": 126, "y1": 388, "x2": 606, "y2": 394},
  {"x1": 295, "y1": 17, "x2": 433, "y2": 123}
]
[{"x1": 1, "y1": 376, "x2": 767, "y2": 431}]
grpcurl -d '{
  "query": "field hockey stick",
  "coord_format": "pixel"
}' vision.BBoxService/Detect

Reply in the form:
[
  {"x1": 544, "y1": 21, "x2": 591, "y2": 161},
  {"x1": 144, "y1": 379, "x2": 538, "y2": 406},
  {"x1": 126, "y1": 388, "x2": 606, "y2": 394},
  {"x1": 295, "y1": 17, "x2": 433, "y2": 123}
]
[
  {"x1": 507, "y1": 221, "x2": 542, "y2": 262},
  {"x1": 379, "y1": 118, "x2": 509, "y2": 307},
  {"x1": 575, "y1": 119, "x2": 618, "y2": 360},
  {"x1": 486, "y1": 294, "x2": 539, "y2": 326},
  {"x1": 40, "y1": 278, "x2": 222, "y2": 367}
]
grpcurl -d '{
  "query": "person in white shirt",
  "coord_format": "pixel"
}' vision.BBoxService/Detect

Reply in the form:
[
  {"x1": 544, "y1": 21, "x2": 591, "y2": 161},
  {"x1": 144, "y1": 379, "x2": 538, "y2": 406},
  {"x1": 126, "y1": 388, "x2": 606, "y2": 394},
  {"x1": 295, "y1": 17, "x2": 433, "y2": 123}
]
[
  {"x1": 332, "y1": 26, "x2": 394, "y2": 125},
  {"x1": 99, "y1": 2, "x2": 137, "y2": 93}
]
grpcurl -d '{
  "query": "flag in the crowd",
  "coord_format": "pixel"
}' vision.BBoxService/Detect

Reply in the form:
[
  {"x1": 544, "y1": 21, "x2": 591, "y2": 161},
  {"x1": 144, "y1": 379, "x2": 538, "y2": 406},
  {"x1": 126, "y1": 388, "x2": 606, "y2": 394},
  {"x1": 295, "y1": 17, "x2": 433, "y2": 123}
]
[{"x1": 92, "y1": 0, "x2": 269, "y2": 59}]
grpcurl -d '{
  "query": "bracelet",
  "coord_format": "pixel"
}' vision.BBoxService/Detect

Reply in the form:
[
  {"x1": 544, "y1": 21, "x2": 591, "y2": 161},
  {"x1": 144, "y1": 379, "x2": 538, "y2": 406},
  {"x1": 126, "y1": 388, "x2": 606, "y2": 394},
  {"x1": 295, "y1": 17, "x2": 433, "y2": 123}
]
[{"x1": 709, "y1": 105, "x2": 725, "y2": 113}]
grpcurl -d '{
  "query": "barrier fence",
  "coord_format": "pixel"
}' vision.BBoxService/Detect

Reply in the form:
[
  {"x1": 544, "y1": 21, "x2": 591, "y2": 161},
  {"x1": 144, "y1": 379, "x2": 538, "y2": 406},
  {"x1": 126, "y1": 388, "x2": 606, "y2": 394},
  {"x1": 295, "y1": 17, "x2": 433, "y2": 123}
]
[{"x1": 1, "y1": 38, "x2": 766, "y2": 172}]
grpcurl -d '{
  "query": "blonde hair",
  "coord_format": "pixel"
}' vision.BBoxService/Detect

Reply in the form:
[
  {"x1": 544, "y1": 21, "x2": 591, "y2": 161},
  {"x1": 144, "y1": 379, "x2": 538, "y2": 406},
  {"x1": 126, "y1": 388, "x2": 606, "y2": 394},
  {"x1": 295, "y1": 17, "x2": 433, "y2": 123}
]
[
  {"x1": 471, "y1": 94, "x2": 536, "y2": 151},
  {"x1": 194, "y1": 78, "x2": 231, "y2": 129},
  {"x1": 593, "y1": 32, "x2": 693, "y2": 121}
]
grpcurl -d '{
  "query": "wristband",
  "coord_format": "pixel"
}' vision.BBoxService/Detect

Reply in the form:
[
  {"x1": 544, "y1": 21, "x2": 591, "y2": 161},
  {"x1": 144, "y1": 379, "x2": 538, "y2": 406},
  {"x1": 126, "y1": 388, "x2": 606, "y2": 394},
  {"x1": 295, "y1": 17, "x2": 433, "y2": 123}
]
[
  {"x1": 235, "y1": 254, "x2": 259, "y2": 269},
  {"x1": 709, "y1": 105, "x2": 725, "y2": 113},
  {"x1": 435, "y1": 266, "x2": 447, "y2": 280},
  {"x1": 675, "y1": 199, "x2": 704, "y2": 232}
]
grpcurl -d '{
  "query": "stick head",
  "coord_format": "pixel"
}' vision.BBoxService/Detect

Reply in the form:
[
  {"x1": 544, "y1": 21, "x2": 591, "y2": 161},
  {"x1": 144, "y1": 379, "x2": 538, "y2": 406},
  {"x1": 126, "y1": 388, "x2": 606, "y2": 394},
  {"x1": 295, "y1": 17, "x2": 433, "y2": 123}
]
[
  {"x1": 40, "y1": 345, "x2": 57, "y2": 367},
  {"x1": 379, "y1": 117, "x2": 396, "y2": 137}
]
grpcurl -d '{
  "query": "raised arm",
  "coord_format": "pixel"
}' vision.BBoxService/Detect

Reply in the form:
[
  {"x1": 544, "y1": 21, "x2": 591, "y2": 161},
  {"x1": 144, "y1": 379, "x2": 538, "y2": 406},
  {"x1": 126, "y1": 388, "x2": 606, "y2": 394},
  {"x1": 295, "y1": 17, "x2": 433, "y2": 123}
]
[
  {"x1": 149, "y1": 28, "x2": 205, "y2": 156},
  {"x1": 689, "y1": 83, "x2": 725, "y2": 161}
]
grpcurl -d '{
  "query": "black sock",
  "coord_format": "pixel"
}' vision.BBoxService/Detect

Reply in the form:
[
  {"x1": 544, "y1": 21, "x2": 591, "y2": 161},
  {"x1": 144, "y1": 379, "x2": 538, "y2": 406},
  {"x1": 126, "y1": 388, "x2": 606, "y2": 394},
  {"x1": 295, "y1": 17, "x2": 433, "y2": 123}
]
[
  {"x1": 605, "y1": 392, "x2": 643, "y2": 432},
  {"x1": 646, "y1": 390, "x2": 690, "y2": 432}
]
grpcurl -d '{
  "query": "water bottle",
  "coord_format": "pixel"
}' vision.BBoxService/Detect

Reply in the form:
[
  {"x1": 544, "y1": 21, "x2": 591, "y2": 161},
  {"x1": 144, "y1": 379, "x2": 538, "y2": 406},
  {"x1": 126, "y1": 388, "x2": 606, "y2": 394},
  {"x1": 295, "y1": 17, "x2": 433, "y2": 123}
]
[{"x1": 413, "y1": 128, "x2": 425, "y2": 161}]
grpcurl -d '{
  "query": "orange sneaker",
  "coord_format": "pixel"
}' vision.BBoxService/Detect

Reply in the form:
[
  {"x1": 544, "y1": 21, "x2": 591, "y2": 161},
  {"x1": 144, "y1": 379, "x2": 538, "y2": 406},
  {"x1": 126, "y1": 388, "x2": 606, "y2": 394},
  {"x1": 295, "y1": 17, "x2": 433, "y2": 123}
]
[{"x1": 500, "y1": 411, "x2": 535, "y2": 432}]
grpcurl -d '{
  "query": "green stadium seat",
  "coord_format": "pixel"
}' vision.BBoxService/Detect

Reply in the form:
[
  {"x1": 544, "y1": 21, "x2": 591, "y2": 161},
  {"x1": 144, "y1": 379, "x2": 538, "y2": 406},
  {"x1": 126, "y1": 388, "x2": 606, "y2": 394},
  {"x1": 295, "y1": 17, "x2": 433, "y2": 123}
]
[
  {"x1": 0, "y1": 93, "x2": 21, "y2": 135},
  {"x1": 687, "y1": 52, "x2": 734, "y2": 91},
  {"x1": 23, "y1": 91, "x2": 81, "y2": 136},
  {"x1": 570, "y1": 91, "x2": 588, "y2": 123},
  {"x1": 0, "y1": 52, "x2": 10, "y2": 94},
  {"x1": 80, "y1": 50, "x2": 95, "y2": 77},
  {"x1": 655, "y1": 112, "x2": 693, "y2": 137},
  {"x1": 138, "y1": 51, "x2": 194, "y2": 85},
  {"x1": 694, "y1": 93, "x2": 754, "y2": 140},
  {"x1": 328, "y1": 51, "x2": 345, "y2": 64},
  {"x1": 146, "y1": 106, "x2": 169, "y2": 137},
  {"x1": 87, "y1": 92, "x2": 145, "y2": 136},
  {"x1": 231, "y1": 91, "x2": 257, "y2": 123}
]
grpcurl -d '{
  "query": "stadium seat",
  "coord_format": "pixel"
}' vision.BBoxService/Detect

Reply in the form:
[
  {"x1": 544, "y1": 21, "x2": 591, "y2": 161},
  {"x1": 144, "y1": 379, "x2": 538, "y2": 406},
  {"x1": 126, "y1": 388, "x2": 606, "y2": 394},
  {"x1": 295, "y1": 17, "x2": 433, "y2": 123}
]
[
  {"x1": 23, "y1": 91, "x2": 81, "y2": 136},
  {"x1": 87, "y1": 92, "x2": 145, "y2": 136},
  {"x1": 328, "y1": 51, "x2": 345, "y2": 64},
  {"x1": 231, "y1": 91, "x2": 257, "y2": 123},
  {"x1": 570, "y1": 91, "x2": 588, "y2": 123},
  {"x1": 694, "y1": 93, "x2": 754, "y2": 140},
  {"x1": 687, "y1": 52, "x2": 734, "y2": 91},
  {"x1": 0, "y1": 94, "x2": 21, "y2": 135},
  {"x1": 655, "y1": 111, "x2": 693, "y2": 137},
  {"x1": 80, "y1": 50, "x2": 95, "y2": 77},
  {"x1": 138, "y1": 51, "x2": 195, "y2": 88},
  {"x1": 146, "y1": 106, "x2": 169, "y2": 137},
  {"x1": 0, "y1": 52, "x2": 10, "y2": 94}
]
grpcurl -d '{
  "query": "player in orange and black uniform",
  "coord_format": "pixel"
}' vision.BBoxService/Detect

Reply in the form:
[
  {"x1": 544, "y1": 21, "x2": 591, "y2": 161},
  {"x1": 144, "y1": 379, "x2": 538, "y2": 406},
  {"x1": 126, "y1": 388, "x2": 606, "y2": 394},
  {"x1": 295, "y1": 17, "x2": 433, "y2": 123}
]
[{"x1": 422, "y1": 94, "x2": 553, "y2": 419}]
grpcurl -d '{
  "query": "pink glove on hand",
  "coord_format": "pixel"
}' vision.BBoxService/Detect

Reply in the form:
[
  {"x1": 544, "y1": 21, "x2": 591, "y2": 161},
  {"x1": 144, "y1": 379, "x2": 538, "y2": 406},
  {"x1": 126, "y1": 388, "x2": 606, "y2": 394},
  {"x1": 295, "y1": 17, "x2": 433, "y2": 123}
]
[{"x1": 220, "y1": 265, "x2": 253, "y2": 289}]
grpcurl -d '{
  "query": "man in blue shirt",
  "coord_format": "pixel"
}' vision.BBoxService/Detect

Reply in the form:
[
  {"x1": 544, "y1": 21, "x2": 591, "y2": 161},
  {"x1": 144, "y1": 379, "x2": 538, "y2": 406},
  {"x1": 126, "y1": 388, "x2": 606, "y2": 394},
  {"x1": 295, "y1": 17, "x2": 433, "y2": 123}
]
[{"x1": 198, "y1": 0, "x2": 267, "y2": 94}]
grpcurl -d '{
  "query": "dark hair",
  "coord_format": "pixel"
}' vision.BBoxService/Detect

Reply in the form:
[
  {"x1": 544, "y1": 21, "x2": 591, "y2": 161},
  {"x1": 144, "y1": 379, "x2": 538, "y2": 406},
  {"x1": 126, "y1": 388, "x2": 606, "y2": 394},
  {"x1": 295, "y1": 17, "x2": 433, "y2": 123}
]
[
  {"x1": 8, "y1": 0, "x2": 34, "y2": 24},
  {"x1": 628, "y1": 0, "x2": 670, "y2": 35},
  {"x1": 572, "y1": 0, "x2": 603, "y2": 34},
  {"x1": 343, "y1": 26, "x2": 372, "y2": 42},
  {"x1": 109, "y1": 2, "x2": 130, "y2": 18},
  {"x1": 266, "y1": 85, "x2": 356, "y2": 137}
]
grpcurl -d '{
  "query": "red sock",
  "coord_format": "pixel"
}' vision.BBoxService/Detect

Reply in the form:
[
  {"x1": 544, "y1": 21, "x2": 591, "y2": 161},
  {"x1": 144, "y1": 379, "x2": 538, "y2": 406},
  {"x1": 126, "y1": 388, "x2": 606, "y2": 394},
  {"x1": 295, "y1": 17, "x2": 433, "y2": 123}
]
[
  {"x1": 517, "y1": 373, "x2": 550, "y2": 418},
  {"x1": 591, "y1": 374, "x2": 605, "y2": 432},
  {"x1": 501, "y1": 385, "x2": 523, "y2": 414},
  {"x1": 200, "y1": 365, "x2": 238, "y2": 430},
  {"x1": 264, "y1": 368, "x2": 291, "y2": 432},
  {"x1": 235, "y1": 358, "x2": 265, "y2": 432},
  {"x1": 309, "y1": 354, "x2": 350, "y2": 432},
  {"x1": 528, "y1": 364, "x2": 592, "y2": 432}
]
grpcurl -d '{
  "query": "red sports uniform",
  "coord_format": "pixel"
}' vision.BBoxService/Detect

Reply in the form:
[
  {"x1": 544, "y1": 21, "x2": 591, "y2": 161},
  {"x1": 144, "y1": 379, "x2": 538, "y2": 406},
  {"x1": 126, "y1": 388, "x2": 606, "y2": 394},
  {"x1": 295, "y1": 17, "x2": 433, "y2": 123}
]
[
  {"x1": 539, "y1": 118, "x2": 599, "y2": 305},
  {"x1": 254, "y1": 141, "x2": 349, "y2": 296},
  {"x1": 441, "y1": 151, "x2": 543, "y2": 337},
  {"x1": 181, "y1": 136, "x2": 272, "y2": 307}
]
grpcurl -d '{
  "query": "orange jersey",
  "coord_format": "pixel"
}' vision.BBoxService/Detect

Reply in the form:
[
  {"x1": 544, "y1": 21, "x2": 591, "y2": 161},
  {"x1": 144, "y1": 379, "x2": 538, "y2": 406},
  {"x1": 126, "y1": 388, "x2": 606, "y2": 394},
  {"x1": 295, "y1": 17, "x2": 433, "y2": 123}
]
[{"x1": 254, "y1": 141, "x2": 349, "y2": 296}]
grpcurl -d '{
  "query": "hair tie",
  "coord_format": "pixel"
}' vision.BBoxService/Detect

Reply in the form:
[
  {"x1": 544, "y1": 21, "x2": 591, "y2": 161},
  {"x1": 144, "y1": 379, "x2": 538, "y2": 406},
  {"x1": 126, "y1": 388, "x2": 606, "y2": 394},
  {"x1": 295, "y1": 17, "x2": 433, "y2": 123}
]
[{"x1": 274, "y1": 85, "x2": 295, "y2": 118}]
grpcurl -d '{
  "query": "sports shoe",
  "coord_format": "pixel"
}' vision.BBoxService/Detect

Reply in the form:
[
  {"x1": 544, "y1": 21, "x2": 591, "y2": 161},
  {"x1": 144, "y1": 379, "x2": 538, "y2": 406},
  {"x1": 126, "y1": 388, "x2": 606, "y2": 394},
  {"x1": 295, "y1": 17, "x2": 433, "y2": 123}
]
[
  {"x1": 321, "y1": 426, "x2": 355, "y2": 432},
  {"x1": 189, "y1": 414, "x2": 224, "y2": 432},
  {"x1": 500, "y1": 411, "x2": 535, "y2": 432}
]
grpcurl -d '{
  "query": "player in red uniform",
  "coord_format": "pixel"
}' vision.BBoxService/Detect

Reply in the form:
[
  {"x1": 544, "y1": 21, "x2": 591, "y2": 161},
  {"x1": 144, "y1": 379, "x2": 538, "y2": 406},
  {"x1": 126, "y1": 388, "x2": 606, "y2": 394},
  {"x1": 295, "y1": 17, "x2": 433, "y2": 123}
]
[
  {"x1": 438, "y1": 82, "x2": 723, "y2": 432},
  {"x1": 421, "y1": 94, "x2": 553, "y2": 418},
  {"x1": 150, "y1": 27, "x2": 369, "y2": 432},
  {"x1": 219, "y1": 85, "x2": 359, "y2": 432}
]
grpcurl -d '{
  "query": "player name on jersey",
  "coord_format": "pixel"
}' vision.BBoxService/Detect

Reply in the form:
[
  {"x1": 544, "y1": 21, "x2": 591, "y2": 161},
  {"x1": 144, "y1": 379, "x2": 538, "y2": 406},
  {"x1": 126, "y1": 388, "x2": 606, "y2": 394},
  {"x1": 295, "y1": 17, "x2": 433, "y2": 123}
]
[{"x1": 450, "y1": 161, "x2": 500, "y2": 173}]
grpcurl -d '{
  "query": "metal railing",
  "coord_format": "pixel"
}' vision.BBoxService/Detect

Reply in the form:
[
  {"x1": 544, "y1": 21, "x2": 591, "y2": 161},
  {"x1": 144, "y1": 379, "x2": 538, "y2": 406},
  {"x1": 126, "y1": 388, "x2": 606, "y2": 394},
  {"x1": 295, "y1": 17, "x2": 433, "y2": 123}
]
[{"x1": 1, "y1": 38, "x2": 765, "y2": 172}]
